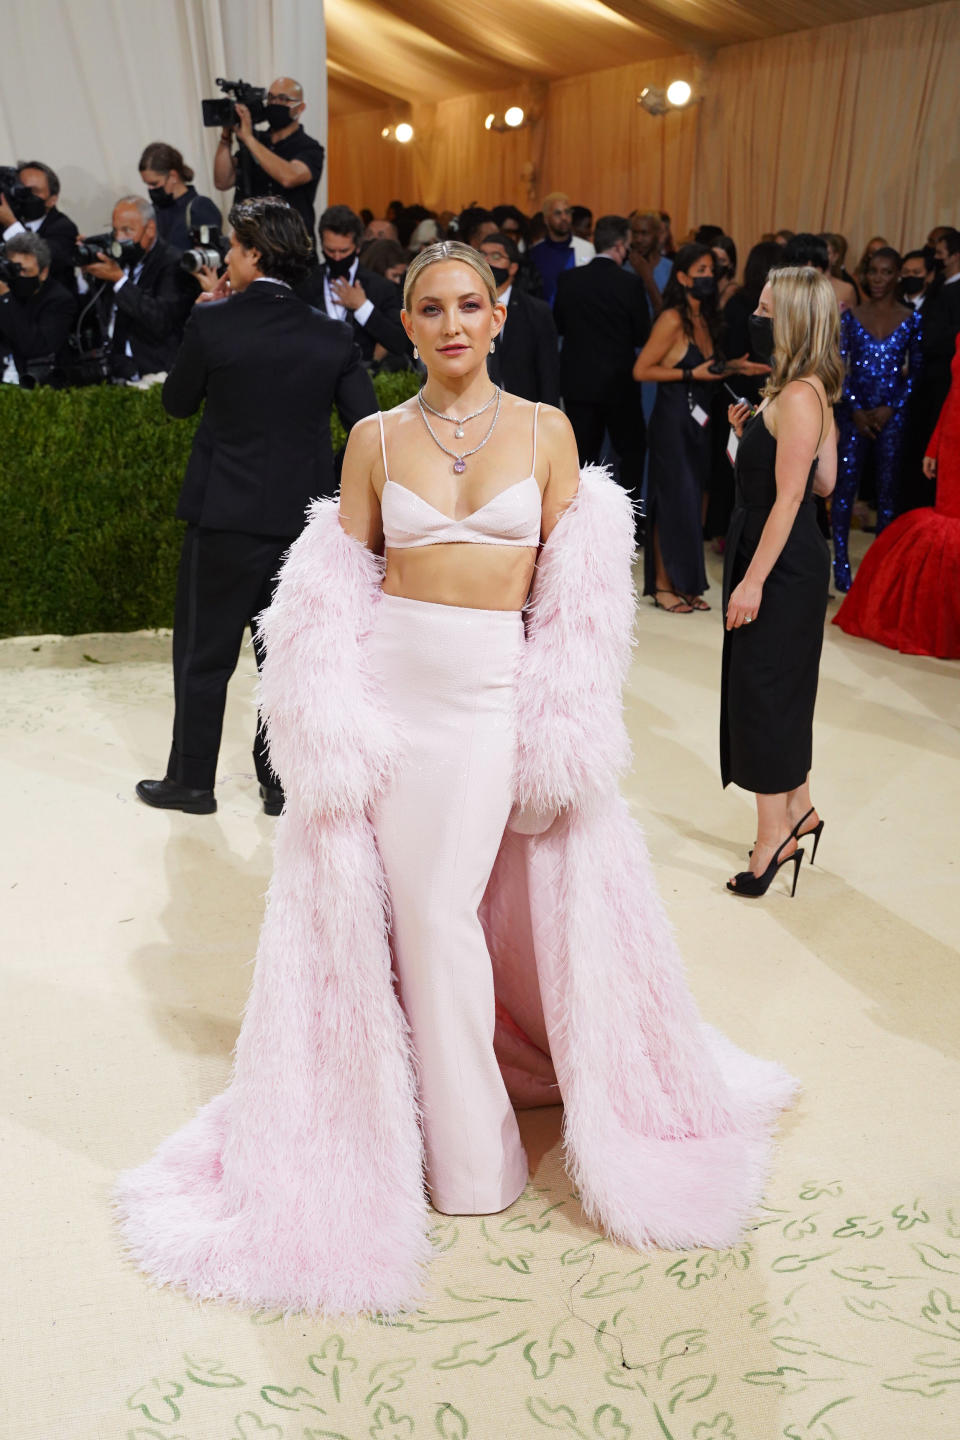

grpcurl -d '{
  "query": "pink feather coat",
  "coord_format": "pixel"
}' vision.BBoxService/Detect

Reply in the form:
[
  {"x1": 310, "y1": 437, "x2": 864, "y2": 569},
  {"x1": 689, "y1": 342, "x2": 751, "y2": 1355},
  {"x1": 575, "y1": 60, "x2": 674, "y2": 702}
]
[{"x1": 114, "y1": 466, "x2": 797, "y2": 1317}]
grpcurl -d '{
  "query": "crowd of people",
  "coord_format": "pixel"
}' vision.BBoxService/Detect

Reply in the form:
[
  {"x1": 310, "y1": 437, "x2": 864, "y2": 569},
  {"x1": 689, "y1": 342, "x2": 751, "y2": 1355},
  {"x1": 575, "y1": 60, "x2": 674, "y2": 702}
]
[{"x1": 2, "y1": 71, "x2": 958, "y2": 659}]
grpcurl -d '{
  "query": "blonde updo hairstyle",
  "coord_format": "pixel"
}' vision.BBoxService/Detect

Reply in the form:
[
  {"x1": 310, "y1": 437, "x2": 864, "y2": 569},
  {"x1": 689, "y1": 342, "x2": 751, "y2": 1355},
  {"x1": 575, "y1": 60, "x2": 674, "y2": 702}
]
[
  {"x1": 764, "y1": 266, "x2": 844, "y2": 407},
  {"x1": 403, "y1": 239, "x2": 499, "y2": 312}
]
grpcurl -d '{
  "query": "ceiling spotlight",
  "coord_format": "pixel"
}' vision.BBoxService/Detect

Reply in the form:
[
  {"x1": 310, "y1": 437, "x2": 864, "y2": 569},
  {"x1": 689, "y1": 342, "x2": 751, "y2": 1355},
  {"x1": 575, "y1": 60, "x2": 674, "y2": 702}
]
[
  {"x1": 484, "y1": 112, "x2": 495, "y2": 130},
  {"x1": 394, "y1": 122, "x2": 414, "y2": 143},
  {"x1": 381, "y1": 126, "x2": 390, "y2": 138},
  {"x1": 638, "y1": 86, "x2": 668, "y2": 117},
  {"x1": 666, "y1": 80, "x2": 692, "y2": 107},
  {"x1": 505, "y1": 106, "x2": 525, "y2": 128}
]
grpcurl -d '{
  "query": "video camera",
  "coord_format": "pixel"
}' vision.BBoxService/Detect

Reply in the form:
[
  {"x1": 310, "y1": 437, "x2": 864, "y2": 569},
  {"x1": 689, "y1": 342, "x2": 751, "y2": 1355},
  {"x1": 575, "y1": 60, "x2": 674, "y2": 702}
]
[
  {"x1": 0, "y1": 164, "x2": 46, "y2": 223},
  {"x1": 202, "y1": 77, "x2": 268, "y2": 129},
  {"x1": 74, "y1": 234, "x2": 142, "y2": 269},
  {"x1": 180, "y1": 224, "x2": 230, "y2": 275}
]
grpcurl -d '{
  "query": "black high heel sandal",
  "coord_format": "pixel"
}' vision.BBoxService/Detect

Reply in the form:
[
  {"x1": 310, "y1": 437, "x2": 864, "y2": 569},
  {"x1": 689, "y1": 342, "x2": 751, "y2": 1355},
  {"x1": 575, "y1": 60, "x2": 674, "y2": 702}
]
[
  {"x1": 749, "y1": 807, "x2": 826, "y2": 865},
  {"x1": 791, "y1": 806, "x2": 825, "y2": 866},
  {"x1": 727, "y1": 835, "x2": 804, "y2": 898}
]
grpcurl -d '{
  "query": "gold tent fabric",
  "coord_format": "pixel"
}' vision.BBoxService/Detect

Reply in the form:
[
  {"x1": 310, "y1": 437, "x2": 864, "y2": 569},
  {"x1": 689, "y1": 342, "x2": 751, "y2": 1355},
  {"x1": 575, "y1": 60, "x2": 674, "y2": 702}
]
[{"x1": 327, "y1": 0, "x2": 960, "y2": 253}]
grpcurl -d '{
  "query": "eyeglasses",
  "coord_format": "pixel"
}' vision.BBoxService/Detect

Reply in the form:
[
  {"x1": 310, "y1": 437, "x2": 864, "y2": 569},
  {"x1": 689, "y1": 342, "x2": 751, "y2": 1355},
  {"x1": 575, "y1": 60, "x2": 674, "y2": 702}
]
[{"x1": 267, "y1": 94, "x2": 297, "y2": 104}]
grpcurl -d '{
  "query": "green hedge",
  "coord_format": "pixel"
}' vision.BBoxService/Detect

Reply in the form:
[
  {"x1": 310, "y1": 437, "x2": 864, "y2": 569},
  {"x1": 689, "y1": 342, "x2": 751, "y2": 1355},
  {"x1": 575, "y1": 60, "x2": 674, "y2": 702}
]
[{"x1": 0, "y1": 370, "x2": 420, "y2": 637}]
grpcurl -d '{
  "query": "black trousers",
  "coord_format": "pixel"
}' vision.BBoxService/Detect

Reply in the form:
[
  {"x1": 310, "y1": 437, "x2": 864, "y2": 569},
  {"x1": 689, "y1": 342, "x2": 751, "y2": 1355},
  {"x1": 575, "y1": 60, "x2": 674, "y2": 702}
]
[
  {"x1": 564, "y1": 395, "x2": 645, "y2": 517},
  {"x1": 167, "y1": 526, "x2": 295, "y2": 791}
]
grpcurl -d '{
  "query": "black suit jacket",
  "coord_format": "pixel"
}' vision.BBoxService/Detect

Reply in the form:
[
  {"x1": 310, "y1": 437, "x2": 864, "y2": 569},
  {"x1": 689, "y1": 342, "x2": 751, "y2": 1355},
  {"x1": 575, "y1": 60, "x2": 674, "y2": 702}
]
[
  {"x1": 164, "y1": 281, "x2": 378, "y2": 537},
  {"x1": 298, "y1": 263, "x2": 412, "y2": 363},
  {"x1": 98, "y1": 237, "x2": 192, "y2": 378},
  {"x1": 0, "y1": 276, "x2": 77, "y2": 377},
  {"x1": 488, "y1": 286, "x2": 560, "y2": 405},
  {"x1": 37, "y1": 208, "x2": 79, "y2": 293},
  {"x1": 921, "y1": 280, "x2": 960, "y2": 401},
  {"x1": 554, "y1": 257, "x2": 650, "y2": 405}
]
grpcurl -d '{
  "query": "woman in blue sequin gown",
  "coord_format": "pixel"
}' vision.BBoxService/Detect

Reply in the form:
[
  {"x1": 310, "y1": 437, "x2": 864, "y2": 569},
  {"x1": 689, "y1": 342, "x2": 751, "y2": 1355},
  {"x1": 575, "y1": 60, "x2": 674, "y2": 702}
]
[{"x1": 833, "y1": 247, "x2": 922, "y2": 590}]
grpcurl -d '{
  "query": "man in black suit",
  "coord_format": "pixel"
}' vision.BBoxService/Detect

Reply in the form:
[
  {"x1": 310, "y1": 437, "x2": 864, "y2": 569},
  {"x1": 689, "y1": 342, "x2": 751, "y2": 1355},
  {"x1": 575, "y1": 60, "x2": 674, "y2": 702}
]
[
  {"x1": 136, "y1": 197, "x2": 377, "y2": 817},
  {"x1": 80, "y1": 196, "x2": 191, "y2": 379},
  {"x1": 553, "y1": 214, "x2": 650, "y2": 510},
  {"x1": 298, "y1": 204, "x2": 412, "y2": 365},
  {"x1": 0, "y1": 160, "x2": 79, "y2": 293},
  {"x1": 0, "y1": 232, "x2": 76, "y2": 384},
  {"x1": 480, "y1": 232, "x2": 560, "y2": 405}
]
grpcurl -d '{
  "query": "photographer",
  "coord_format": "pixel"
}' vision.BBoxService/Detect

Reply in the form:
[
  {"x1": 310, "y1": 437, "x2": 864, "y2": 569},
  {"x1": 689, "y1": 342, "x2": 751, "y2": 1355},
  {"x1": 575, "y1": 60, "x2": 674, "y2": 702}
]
[
  {"x1": 136, "y1": 196, "x2": 377, "y2": 817},
  {"x1": 139, "y1": 142, "x2": 221, "y2": 252},
  {"x1": 213, "y1": 77, "x2": 324, "y2": 241},
  {"x1": 81, "y1": 195, "x2": 191, "y2": 379},
  {"x1": 0, "y1": 232, "x2": 76, "y2": 385},
  {"x1": 298, "y1": 204, "x2": 412, "y2": 364},
  {"x1": 0, "y1": 160, "x2": 78, "y2": 293}
]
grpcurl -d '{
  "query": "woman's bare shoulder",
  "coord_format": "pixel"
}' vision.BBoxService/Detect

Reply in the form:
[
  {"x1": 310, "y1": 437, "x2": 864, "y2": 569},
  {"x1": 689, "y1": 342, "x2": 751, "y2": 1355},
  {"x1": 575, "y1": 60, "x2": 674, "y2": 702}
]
[{"x1": 535, "y1": 402, "x2": 576, "y2": 448}]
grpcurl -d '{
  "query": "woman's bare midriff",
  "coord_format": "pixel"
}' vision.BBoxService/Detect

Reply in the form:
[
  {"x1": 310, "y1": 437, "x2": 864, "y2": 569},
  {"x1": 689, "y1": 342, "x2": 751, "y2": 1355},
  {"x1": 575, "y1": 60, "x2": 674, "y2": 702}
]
[{"x1": 383, "y1": 543, "x2": 538, "y2": 612}]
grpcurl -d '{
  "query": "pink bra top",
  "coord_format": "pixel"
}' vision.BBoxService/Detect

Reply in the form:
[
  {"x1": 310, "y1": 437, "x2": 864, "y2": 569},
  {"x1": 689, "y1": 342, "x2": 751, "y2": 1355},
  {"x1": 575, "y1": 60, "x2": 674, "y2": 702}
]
[{"x1": 378, "y1": 403, "x2": 542, "y2": 549}]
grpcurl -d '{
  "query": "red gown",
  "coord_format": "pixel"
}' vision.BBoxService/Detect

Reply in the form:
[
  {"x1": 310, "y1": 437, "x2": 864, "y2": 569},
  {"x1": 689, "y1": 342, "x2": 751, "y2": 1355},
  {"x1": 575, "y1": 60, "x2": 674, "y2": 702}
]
[{"x1": 834, "y1": 333, "x2": 960, "y2": 658}]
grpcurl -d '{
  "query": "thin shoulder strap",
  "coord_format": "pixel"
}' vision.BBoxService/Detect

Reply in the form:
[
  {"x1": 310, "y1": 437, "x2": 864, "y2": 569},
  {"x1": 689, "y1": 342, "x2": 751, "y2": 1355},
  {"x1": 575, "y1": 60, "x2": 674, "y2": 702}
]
[
  {"x1": 531, "y1": 401, "x2": 541, "y2": 475},
  {"x1": 377, "y1": 409, "x2": 390, "y2": 483},
  {"x1": 796, "y1": 377, "x2": 826, "y2": 450}
]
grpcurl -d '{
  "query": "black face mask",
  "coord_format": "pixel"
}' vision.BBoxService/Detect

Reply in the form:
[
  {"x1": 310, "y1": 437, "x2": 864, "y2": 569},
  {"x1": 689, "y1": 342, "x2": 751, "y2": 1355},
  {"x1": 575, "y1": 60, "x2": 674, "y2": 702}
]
[
  {"x1": 15, "y1": 192, "x2": 46, "y2": 222},
  {"x1": 489, "y1": 264, "x2": 510, "y2": 288},
  {"x1": 147, "y1": 185, "x2": 175, "y2": 210},
  {"x1": 9, "y1": 272, "x2": 41, "y2": 302},
  {"x1": 266, "y1": 104, "x2": 295, "y2": 132},
  {"x1": 900, "y1": 275, "x2": 925, "y2": 296},
  {"x1": 690, "y1": 275, "x2": 717, "y2": 300},
  {"x1": 324, "y1": 250, "x2": 356, "y2": 279},
  {"x1": 749, "y1": 313, "x2": 775, "y2": 363}
]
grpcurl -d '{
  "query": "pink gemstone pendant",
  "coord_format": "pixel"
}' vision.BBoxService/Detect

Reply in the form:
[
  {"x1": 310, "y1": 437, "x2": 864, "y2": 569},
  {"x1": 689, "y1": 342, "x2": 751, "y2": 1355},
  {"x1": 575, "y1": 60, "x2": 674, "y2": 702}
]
[{"x1": 453, "y1": 459, "x2": 466, "y2": 474}]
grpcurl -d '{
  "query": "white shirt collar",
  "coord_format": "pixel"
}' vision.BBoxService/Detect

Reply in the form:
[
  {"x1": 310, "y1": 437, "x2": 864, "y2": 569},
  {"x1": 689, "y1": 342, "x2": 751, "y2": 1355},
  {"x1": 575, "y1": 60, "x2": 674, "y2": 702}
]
[
  {"x1": 498, "y1": 283, "x2": 513, "y2": 310},
  {"x1": 945, "y1": 271, "x2": 960, "y2": 286}
]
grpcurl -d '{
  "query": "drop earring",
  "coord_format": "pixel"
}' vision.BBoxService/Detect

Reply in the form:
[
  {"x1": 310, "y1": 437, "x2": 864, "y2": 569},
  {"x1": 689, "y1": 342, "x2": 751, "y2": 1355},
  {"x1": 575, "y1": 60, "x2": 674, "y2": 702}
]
[
  {"x1": 489, "y1": 340, "x2": 496, "y2": 353},
  {"x1": 413, "y1": 345, "x2": 419, "y2": 359}
]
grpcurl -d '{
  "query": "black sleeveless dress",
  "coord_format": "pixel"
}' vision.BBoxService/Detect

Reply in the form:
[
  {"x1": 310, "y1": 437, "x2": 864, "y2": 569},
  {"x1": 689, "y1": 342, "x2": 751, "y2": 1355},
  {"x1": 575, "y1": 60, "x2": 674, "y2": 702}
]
[
  {"x1": 720, "y1": 408, "x2": 830, "y2": 793},
  {"x1": 643, "y1": 342, "x2": 712, "y2": 598}
]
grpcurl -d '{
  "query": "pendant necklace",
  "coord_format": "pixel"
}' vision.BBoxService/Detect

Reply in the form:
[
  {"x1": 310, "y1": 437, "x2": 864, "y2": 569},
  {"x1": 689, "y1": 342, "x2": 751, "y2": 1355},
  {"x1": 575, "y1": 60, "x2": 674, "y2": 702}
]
[
  {"x1": 418, "y1": 386, "x2": 498, "y2": 439},
  {"x1": 417, "y1": 386, "x2": 502, "y2": 473}
]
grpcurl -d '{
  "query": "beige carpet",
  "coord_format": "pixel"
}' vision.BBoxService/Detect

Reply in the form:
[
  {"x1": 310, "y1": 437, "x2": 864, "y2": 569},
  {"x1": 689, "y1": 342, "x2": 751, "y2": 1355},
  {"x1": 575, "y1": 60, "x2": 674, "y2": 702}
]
[{"x1": 3, "y1": 542, "x2": 959, "y2": 1440}]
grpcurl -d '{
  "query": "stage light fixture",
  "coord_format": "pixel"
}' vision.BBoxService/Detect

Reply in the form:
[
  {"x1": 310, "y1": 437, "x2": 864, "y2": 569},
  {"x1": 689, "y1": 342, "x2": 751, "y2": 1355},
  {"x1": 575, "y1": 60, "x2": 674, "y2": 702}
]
[
  {"x1": 666, "y1": 80, "x2": 692, "y2": 107},
  {"x1": 504, "y1": 106, "x2": 524, "y2": 128},
  {"x1": 638, "y1": 86, "x2": 668, "y2": 116},
  {"x1": 395, "y1": 122, "x2": 414, "y2": 144}
]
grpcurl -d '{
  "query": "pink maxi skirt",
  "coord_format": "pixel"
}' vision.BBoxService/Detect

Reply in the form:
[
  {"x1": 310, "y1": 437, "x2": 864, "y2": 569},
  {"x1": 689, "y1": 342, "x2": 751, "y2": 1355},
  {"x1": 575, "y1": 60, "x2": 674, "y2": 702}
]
[{"x1": 369, "y1": 592, "x2": 529, "y2": 1215}]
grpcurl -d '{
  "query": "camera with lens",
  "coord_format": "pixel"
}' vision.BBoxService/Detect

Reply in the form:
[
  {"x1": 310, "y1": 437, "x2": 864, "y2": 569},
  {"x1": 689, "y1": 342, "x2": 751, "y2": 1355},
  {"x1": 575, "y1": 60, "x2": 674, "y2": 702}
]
[
  {"x1": 201, "y1": 77, "x2": 268, "y2": 129},
  {"x1": 74, "y1": 234, "x2": 144, "y2": 269},
  {"x1": 0, "y1": 164, "x2": 46, "y2": 222},
  {"x1": 181, "y1": 224, "x2": 230, "y2": 275},
  {"x1": 0, "y1": 249, "x2": 24, "y2": 285}
]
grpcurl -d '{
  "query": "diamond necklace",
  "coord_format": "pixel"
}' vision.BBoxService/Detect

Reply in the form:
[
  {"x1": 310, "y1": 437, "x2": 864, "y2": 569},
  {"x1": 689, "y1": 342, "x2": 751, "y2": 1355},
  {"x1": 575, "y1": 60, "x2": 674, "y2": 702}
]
[
  {"x1": 417, "y1": 386, "x2": 502, "y2": 474},
  {"x1": 418, "y1": 385, "x2": 498, "y2": 439}
]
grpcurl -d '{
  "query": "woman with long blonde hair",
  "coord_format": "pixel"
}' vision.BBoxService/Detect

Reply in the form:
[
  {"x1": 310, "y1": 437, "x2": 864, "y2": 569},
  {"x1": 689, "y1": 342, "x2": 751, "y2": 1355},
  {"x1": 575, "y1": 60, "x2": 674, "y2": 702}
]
[{"x1": 722, "y1": 267, "x2": 841, "y2": 897}]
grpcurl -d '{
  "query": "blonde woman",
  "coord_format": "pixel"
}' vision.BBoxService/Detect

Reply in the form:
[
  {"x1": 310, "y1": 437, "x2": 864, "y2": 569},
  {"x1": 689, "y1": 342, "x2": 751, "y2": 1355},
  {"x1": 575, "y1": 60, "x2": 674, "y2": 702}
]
[
  {"x1": 117, "y1": 240, "x2": 798, "y2": 1316},
  {"x1": 722, "y1": 267, "x2": 841, "y2": 897}
]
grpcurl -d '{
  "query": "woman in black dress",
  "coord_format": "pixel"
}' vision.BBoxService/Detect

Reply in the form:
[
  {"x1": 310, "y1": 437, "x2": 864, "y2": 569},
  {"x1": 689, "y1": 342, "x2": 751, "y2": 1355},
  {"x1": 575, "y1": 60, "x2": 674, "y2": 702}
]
[
  {"x1": 633, "y1": 244, "x2": 721, "y2": 612},
  {"x1": 721, "y1": 266, "x2": 842, "y2": 897},
  {"x1": 634, "y1": 244, "x2": 766, "y2": 613}
]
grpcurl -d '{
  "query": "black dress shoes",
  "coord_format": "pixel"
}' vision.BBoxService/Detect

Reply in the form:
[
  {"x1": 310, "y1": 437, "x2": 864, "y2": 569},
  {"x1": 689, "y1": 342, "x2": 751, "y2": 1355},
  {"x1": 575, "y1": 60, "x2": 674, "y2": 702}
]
[
  {"x1": 259, "y1": 783, "x2": 285, "y2": 816},
  {"x1": 136, "y1": 778, "x2": 217, "y2": 815}
]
